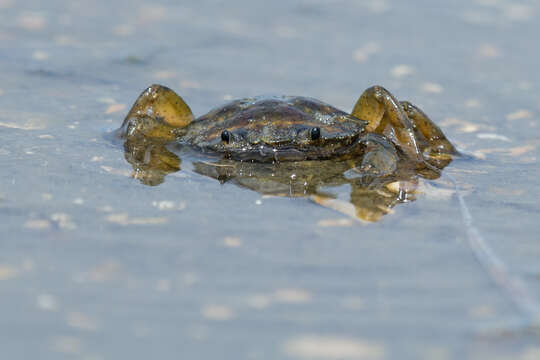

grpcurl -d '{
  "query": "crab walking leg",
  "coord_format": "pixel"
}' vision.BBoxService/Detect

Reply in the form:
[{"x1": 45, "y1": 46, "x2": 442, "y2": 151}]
[
  {"x1": 352, "y1": 86, "x2": 424, "y2": 164},
  {"x1": 400, "y1": 101, "x2": 457, "y2": 155},
  {"x1": 119, "y1": 84, "x2": 194, "y2": 141},
  {"x1": 357, "y1": 133, "x2": 398, "y2": 176}
]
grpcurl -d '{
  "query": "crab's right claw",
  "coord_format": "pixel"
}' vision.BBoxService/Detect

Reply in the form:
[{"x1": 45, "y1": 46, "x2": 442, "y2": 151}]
[{"x1": 118, "y1": 84, "x2": 194, "y2": 141}]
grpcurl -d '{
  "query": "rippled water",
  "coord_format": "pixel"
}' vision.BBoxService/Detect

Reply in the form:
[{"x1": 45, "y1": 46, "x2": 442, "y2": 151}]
[{"x1": 1, "y1": 1, "x2": 540, "y2": 359}]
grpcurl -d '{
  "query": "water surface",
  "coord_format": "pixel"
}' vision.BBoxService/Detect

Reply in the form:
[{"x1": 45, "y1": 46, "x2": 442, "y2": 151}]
[{"x1": 1, "y1": 0, "x2": 540, "y2": 359}]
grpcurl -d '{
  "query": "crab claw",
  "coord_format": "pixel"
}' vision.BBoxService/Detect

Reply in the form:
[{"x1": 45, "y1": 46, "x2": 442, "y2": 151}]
[
  {"x1": 118, "y1": 84, "x2": 194, "y2": 141},
  {"x1": 351, "y1": 86, "x2": 457, "y2": 173}
]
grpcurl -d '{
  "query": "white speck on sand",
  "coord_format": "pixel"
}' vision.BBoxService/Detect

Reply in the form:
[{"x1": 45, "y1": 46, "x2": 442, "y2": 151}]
[
  {"x1": 37, "y1": 293, "x2": 58, "y2": 311},
  {"x1": 476, "y1": 133, "x2": 511, "y2": 142},
  {"x1": 317, "y1": 218, "x2": 354, "y2": 227},
  {"x1": 0, "y1": 265, "x2": 18, "y2": 280},
  {"x1": 422, "y1": 82, "x2": 443, "y2": 93},
  {"x1": 282, "y1": 335, "x2": 385, "y2": 359},
  {"x1": 201, "y1": 305, "x2": 234, "y2": 321},
  {"x1": 0, "y1": 118, "x2": 46, "y2": 130},
  {"x1": 152, "y1": 200, "x2": 186, "y2": 211},
  {"x1": 223, "y1": 236, "x2": 242, "y2": 247},
  {"x1": 390, "y1": 64, "x2": 415, "y2": 78},
  {"x1": 51, "y1": 213, "x2": 76, "y2": 230},
  {"x1": 105, "y1": 104, "x2": 126, "y2": 114},
  {"x1": 32, "y1": 50, "x2": 49, "y2": 60},
  {"x1": 106, "y1": 213, "x2": 168, "y2": 226},
  {"x1": 17, "y1": 13, "x2": 46, "y2": 30},
  {"x1": 352, "y1": 42, "x2": 380, "y2": 63},
  {"x1": 24, "y1": 219, "x2": 51, "y2": 230},
  {"x1": 506, "y1": 109, "x2": 533, "y2": 121},
  {"x1": 100, "y1": 165, "x2": 132, "y2": 178},
  {"x1": 273, "y1": 288, "x2": 312, "y2": 304}
]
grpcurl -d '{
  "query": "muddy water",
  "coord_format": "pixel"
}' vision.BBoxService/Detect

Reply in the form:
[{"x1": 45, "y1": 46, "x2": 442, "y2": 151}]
[{"x1": 1, "y1": 0, "x2": 540, "y2": 359}]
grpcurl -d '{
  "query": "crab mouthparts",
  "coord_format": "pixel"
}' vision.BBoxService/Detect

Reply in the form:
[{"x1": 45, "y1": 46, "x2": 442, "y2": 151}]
[{"x1": 225, "y1": 139, "x2": 361, "y2": 163}]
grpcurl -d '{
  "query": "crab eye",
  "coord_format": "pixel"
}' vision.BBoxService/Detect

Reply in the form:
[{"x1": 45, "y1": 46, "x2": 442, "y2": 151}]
[
  {"x1": 221, "y1": 130, "x2": 231, "y2": 143},
  {"x1": 310, "y1": 127, "x2": 321, "y2": 140}
]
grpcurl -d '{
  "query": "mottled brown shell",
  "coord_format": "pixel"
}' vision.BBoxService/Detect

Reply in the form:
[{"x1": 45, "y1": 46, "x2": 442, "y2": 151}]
[{"x1": 181, "y1": 96, "x2": 367, "y2": 161}]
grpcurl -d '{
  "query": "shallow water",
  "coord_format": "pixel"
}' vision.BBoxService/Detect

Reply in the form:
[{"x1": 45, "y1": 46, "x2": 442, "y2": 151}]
[{"x1": 1, "y1": 0, "x2": 540, "y2": 359}]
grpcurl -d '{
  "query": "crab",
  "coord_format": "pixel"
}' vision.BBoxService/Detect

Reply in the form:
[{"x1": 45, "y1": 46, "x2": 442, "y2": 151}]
[
  {"x1": 117, "y1": 84, "x2": 456, "y2": 221},
  {"x1": 119, "y1": 84, "x2": 455, "y2": 174}
]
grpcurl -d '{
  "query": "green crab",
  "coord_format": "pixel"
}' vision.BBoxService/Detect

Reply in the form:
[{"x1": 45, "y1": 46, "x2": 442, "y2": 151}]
[
  {"x1": 119, "y1": 84, "x2": 454, "y2": 172},
  {"x1": 118, "y1": 84, "x2": 456, "y2": 221}
]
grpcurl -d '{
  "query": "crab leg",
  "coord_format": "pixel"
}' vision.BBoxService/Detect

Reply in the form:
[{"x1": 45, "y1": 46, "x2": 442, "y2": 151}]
[
  {"x1": 400, "y1": 101, "x2": 457, "y2": 155},
  {"x1": 357, "y1": 133, "x2": 398, "y2": 176},
  {"x1": 351, "y1": 86, "x2": 424, "y2": 165}
]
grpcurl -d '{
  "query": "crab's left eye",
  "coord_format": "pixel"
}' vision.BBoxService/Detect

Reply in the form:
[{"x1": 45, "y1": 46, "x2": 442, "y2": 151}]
[
  {"x1": 310, "y1": 127, "x2": 321, "y2": 140},
  {"x1": 221, "y1": 130, "x2": 231, "y2": 143}
]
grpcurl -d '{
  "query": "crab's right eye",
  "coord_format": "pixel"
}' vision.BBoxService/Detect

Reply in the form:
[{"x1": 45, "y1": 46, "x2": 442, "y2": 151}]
[
  {"x1": 221, "y1": 130, "x2": 231, "y2": 143},
  {"x1": 310, "y1": 127, "x2": 321, "y2": 140}
]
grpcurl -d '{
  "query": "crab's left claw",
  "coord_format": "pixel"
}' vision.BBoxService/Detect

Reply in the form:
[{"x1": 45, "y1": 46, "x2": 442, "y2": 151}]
[
  {"x1": 400, "y1": 101, "x2": 457, "y2": 156},
  {"x1": 118, "y1": 84, "x2": 194, "y2": 141},
  {"x1": 352, "y1": 86, "x2": 456, "y2": 175}
]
